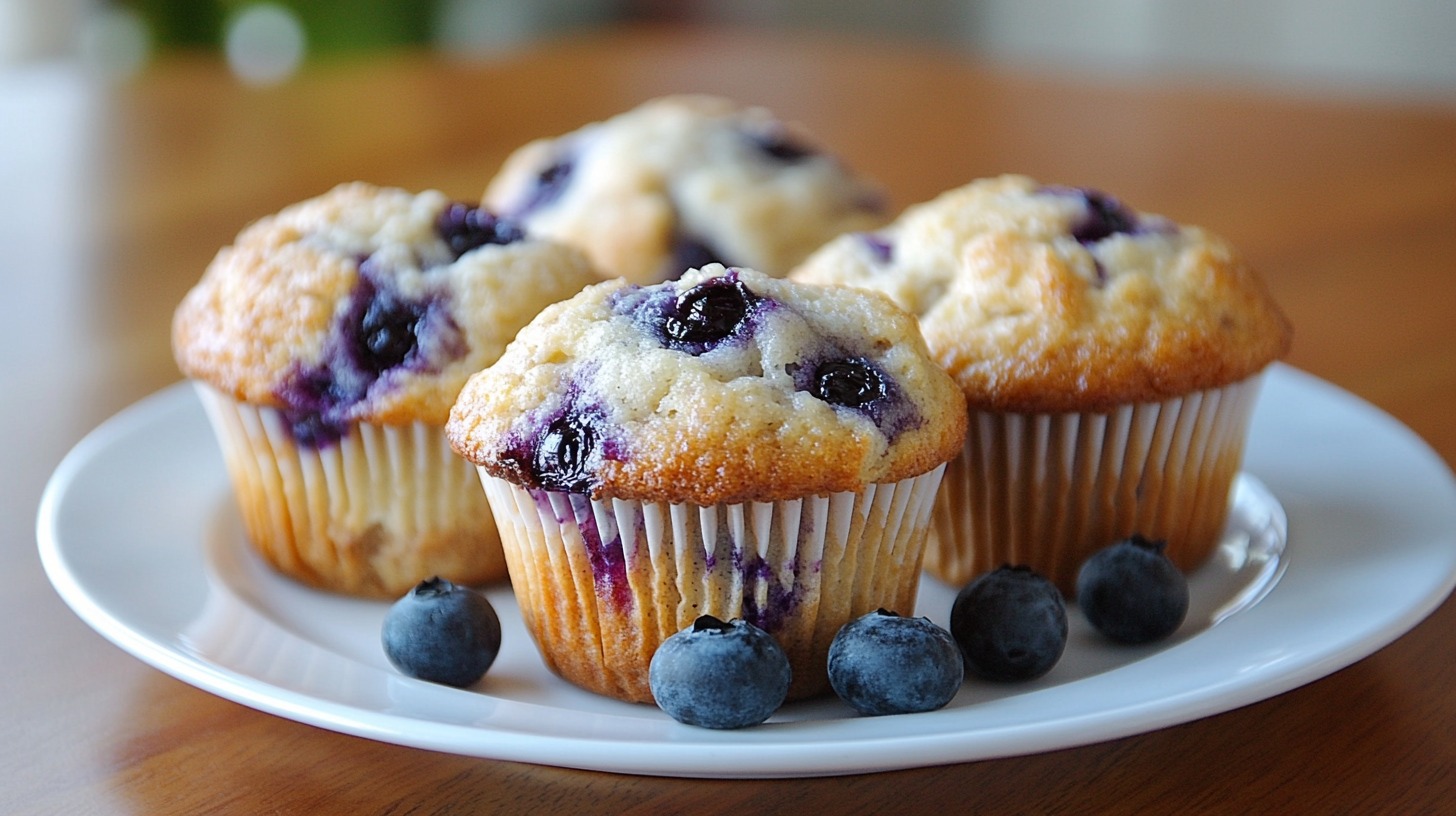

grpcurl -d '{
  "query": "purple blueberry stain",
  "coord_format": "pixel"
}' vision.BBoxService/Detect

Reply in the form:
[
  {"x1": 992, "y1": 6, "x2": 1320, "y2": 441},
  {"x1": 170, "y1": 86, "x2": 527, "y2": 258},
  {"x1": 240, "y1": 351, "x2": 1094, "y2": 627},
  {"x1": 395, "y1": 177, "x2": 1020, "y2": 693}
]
[
  {"x1": 529, "y1": 488, "x2": 633, "y2": 613},
  {"x1": 791, "y1": 353, "x2": 923, "y2": 441},
  {"x1": 1072, "y1": 190, "x2": 1139, "y2": 245},
  {"x1": 274, "y1": 259, "x2": 465, "y2": 448},
  {"x1": 859, "y1": 233, "x2": 894, "y2": 265},
  {"x1": 745, "y1": 125, "x2": 817, "y2": 163},
  {"x1": 497, "y1": 383, "x2": 622, "y2": 497},
  {"x1": 435, "y1": 202, "x2": 525, "y2": 258},
  {"x1": 811, "y1": 359, "x2": 888, "y2": 409},
  {"x1": 532, "y1": 412, "x2": 599, "y2": 494},
  {"x1": 349, "y1": 274, "x2": 429, "y2": 375},
  {"x1": 617, "y1": 271, "x2": 764, "y2": 356},
  {"x1": 1038, "y1": 185, "x2": 1147, "y2": 245},
  {"x1": 738, "y1": 552, "x2": 804, "y2": 635},
  {"x1": 510, "y1": 153, "x2": 575, "y2": 217}
]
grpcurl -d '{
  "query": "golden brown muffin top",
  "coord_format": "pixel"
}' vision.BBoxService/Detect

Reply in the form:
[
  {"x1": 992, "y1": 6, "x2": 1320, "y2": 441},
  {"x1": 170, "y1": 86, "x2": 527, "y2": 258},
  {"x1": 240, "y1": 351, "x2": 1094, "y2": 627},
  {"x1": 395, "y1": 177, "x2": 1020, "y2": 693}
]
[
  {"x1": 172, "y1": 182, "x2": 601, "y2": 442},
  {"x1": 447, "y1": 265, "x2": 967, "y2": 504},
  {"x1": 791, "y1": 175, "x2": 1293, "y2": 412}
]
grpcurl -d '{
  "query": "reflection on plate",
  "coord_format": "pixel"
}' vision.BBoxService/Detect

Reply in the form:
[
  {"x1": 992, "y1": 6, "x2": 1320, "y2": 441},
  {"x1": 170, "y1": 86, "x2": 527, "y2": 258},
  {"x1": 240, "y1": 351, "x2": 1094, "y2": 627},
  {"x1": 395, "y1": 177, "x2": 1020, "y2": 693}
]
[{"x1": 37, "y1": 365, "x2": 1456, "y2": 778}]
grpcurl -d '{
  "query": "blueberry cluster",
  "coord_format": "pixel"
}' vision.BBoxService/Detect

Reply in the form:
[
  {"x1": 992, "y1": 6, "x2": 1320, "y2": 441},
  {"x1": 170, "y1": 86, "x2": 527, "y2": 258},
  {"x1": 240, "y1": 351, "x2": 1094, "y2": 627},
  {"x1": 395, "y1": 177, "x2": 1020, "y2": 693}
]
[
  {"x1": 639, "y1": 274, "x2": 910, "y2": 425},
  {"x1": 503, "y1": 272, "x2": 929, "y2": 496},
  {"x1": 273, "y1": 201, "x2": 524, "y2": 449},
  {"x1": 949, "y1": 536, "x2": 1192, "y2": 683},
  {"x1": 376, "y1": 536, "x2": 1190, "y2": 721}
]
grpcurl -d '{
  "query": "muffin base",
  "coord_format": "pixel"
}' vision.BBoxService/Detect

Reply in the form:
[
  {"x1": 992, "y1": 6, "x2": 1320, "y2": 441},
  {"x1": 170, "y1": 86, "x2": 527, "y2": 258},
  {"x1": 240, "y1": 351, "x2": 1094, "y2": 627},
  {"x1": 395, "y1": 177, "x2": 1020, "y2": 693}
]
[
  {"x1": 480, "y1": 465, "x2": 946, "y2": 703},
  {"x1": 196, "y1": 384, "x2": 505, "y2": 598},
  {"x1": 926, "y1": 376, "x2": 1264, "y2": 595}
]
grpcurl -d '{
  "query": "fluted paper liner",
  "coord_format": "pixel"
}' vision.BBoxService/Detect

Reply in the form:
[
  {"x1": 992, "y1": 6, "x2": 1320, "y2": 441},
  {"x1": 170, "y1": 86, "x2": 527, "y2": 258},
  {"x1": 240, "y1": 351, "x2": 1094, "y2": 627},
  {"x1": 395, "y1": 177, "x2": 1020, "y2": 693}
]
[
  {"x1": 926, "y1": 375, "x2": 1265, "y2": 594},
  {"x1": 195, "y1": 383, "x2": 504, "y2": 598},
  {"x1": 480, "y1": 464, "x2": 947, "y2": 703}
]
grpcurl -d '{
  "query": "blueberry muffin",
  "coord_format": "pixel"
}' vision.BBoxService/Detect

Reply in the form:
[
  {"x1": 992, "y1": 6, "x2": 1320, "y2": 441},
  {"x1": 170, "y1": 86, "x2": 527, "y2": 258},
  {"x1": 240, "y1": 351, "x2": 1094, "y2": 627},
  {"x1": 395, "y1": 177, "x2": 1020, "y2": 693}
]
[
  {"x1": 792, "y1": 175, "x2": 1293, "y2": 593},
  {"x1": 482, "y1": 95, "x2": 887, "y2": 285},
  {"x1": 447, "y1": 265, "x2": 967, "y2": 702},
  {"x1": 172, "y1": 182, "x2": 602, "y2": 597}
]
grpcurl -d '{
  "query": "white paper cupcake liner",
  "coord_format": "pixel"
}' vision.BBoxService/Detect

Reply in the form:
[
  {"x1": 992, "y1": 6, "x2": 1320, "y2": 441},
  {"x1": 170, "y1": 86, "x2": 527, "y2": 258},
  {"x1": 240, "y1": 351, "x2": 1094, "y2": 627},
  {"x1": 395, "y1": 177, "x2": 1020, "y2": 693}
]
[
  {"x1": 926, "y1": 375, "x2": 1265, "y2": 594},
  {"x1": 195, "y1": 383, "x2": 503, "y2": 597},
  {"x1": 480, "y1": 464, "x2": 947, "y2": 703}
]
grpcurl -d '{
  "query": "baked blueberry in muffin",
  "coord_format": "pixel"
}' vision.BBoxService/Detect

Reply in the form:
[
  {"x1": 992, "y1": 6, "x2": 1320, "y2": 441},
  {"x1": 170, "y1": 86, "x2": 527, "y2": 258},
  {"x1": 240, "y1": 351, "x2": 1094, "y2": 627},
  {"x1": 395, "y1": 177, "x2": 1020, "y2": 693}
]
[
  {"x1": 172, "y1": 182, "x2": 602, "y2": 596},
  {"x1": 447, "y1": 265, "x2": 966, "y2": 701},
  {"x1": 792, "y1": 174, "x2": 1292, "y2": 591},
  {"x1": 483, "y1": 95, "x2": 887, "y2": 284}
]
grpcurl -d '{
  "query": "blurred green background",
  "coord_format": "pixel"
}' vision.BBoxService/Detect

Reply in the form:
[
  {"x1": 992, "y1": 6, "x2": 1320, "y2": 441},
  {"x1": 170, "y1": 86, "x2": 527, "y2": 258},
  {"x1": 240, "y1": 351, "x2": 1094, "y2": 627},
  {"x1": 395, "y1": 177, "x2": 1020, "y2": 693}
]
[
  {"x1": 122, "y1": 0, "x2": 437, "y2": 51},
  {"x1": 5, "y1": 0, "x2": 1456, "y2": 101}
]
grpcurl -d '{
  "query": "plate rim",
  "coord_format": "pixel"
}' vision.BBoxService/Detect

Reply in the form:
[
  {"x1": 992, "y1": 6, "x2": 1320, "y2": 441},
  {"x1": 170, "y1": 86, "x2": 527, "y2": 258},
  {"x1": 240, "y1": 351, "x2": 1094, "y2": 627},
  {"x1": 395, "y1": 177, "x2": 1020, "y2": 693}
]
[{"x1": 36, "y1": 364, "x2": 1456, "y2": 778}]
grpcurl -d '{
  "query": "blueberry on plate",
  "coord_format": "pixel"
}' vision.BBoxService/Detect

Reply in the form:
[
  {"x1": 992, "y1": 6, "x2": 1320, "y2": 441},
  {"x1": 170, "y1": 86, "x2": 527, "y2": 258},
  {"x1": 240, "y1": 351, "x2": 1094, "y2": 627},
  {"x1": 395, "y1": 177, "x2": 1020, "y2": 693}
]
[
  {"x1": 1076, "y1": 535, "x2": 1190, "y2": 644},
  {"x1": 950, "y1": 565, "x2": 1068, "y2": 682},
  {"x1": 648, "y1": 615, "x2": 791, "y2": 729},
  {"x1": 828, "y1": 609, "x2": 963, "y2": 716},
  {"x1": 381, "y1": 577, "x2": 502, "y2": 688}
]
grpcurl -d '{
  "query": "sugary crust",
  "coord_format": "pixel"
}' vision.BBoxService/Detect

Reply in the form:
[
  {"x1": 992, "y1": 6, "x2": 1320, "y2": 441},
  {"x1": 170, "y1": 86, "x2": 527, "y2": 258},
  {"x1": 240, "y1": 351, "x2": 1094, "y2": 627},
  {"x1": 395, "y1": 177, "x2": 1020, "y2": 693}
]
[
  {"x1": 791, "y1": 175, "x2": 1293, "y2": 413},
  {"x1": 172, "y1": 182, "x2": 602, "y2": 425},
  {"x1": 448, "y1": 266, "x2": 967, "y2": 504},
  {"x1": 483, "y1": 95, "x2": 886, "y2": 283}
]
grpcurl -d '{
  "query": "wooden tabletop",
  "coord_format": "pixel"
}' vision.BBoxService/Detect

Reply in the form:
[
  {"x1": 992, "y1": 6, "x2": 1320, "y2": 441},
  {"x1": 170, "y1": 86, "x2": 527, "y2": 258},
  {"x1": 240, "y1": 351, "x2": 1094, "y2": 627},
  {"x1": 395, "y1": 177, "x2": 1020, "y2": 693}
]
[{"x1": 7, "y1": 23, "x2": 1456, "y2": 814}]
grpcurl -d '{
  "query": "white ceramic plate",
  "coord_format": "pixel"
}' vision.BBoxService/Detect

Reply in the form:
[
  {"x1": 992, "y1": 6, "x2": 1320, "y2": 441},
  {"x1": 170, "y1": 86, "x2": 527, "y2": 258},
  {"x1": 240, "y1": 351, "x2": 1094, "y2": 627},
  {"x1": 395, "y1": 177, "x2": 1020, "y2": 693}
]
[{"x1": 37, "y1": 365, "x2": 1456, "y2": 778}]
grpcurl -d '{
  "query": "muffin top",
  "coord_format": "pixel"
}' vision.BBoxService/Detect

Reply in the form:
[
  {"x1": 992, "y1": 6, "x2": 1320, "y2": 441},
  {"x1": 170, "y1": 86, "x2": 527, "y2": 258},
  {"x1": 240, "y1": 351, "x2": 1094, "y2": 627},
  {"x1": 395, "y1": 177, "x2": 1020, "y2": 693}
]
[
  {"x1": 482, "y1": 95, "x2": 887, "y2": 285},
  {"x1": 447, "y1": 265, "x2": 967, "y2": 505},
  {"x1": 790, "y1": 175, "x2": 1294, "y2": 413},
  {"x1": 172, "y1": 182, "x2": 601, "y2": 446}
]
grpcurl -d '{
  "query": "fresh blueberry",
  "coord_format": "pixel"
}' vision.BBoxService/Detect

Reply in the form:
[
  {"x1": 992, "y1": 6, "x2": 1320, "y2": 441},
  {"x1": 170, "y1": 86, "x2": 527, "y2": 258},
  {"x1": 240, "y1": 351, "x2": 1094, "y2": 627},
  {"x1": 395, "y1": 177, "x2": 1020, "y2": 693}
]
[
  {"x1": 827, "y1": 609, "x2": 963, "y2": 716},
  {"x1": 660, "y1": 276, "x2": 755, "y2": 349},
  {"x1": 1076, "y1": 535, "x2": 1190, "y2": 644},
  {"x1": 381, "y1": 577, "x2": 502, "y2": 688},
  {"x1": 435, "y1": 202, "x2": 525, "y2": 257},
  {"x1": 811, "y1": 358, "x2": 888, "y2": 409},
  {"x1": 531, "y1": 412, "x2": 599, "y2": 494},
  {"x1": 648, "y1": 615, "x2": 792, "y2": 729},
  {"x1": 950, "y1": 565, "x2": 1068, "y2": 682}
]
